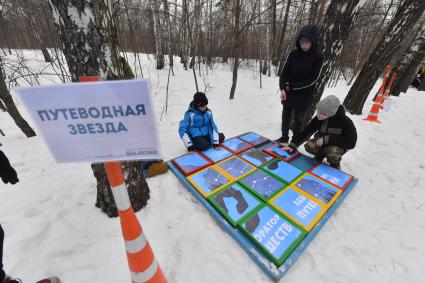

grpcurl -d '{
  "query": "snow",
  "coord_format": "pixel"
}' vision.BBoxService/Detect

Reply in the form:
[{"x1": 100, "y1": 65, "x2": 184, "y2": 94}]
[{"x1": 1, "y1": 50, "x2": 425, "y2": 283}]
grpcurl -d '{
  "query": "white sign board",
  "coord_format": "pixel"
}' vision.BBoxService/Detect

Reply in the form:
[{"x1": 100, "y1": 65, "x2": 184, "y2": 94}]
[{"x1": 14, "y1": 80, "x2": 161, "y2": 163}]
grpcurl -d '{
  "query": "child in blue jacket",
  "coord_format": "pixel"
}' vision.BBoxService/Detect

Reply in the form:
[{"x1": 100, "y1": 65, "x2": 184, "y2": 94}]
[{"x1": 179, "y1": 92, "x2": 225, "y2": 151}]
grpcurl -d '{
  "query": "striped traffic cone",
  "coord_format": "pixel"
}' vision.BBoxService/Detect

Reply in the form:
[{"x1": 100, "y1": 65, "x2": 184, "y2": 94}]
[
  {"x1": 383, "y1": 71, "x2": 396, "y2": 100},
  {"x1": 105, "y1": 161, "x2": 167, "y2": 283},
  {"x1": 79, "y1": 76, "x2": 166, "y2": 283},
  {"x1": 374, "y1": 65, "x2": 391, "y2": 104},
  {"x1": 363, "y1": 101, "x2": 383, "y2": 123}
]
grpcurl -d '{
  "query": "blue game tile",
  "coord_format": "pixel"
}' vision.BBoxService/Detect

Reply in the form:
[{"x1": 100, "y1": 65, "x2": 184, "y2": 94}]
[
  {"x1": 262, "y1": 159, "x2": 303, "y2": 184},
  {"x1": 239, "y1": 148, "x2": 274, "y2": 167}
]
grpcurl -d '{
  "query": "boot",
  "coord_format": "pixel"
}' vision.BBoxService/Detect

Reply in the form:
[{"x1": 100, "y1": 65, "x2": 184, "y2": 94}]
[
  {"x1": 2, "y1": 275, "x2": 22, "y2": 283},
  {"x1": 35, "y1": 277, "x2": 60, "y2": 283},
  {"x1": 146, "y1": 161, "x2": 169, "y2": 178}
]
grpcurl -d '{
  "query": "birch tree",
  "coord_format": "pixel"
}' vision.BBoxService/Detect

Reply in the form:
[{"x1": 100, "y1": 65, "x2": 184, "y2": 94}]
[{"x1": 49, "y1": 0, "x2": 150, "y2": 217}]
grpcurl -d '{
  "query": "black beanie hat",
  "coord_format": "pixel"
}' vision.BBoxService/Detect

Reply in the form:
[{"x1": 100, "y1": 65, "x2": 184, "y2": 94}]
[{"x1": 193, "y1": 92, "x2": 208, "y2": 107}]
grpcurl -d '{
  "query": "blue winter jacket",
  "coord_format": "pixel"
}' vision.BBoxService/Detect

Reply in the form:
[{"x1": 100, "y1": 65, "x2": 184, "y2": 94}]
[{"x1": 178, "y1": 102, "x2": 219, "y2": 148}]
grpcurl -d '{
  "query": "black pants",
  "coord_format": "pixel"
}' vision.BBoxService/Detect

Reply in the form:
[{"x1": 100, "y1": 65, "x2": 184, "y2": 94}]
[
  {"x1": 192, "y1": 133, "x2": 225, "y2": 151},
  {"x1": 281, "y1": 105, "x2": 308, "y2": 142},
  {"x1": 1, "y1": 224, "x2": 5, "y2": 282}
]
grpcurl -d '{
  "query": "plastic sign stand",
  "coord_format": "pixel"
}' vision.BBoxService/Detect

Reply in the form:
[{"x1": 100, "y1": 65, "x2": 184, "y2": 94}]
[
  {"x1": 263, "y1": 143, "x2": 300, "y2": 162},
  {"x1": 222, "y1": 137, "x2": 253, "y2": 154},
  {"x1": 216, "y1": 156, "x2": 256, "y2": 180},
  {"x1": 239, "y1": 205, "x2": 306, "y2": 266},
  {"x1": 172, "y1": 151, "x2": 212, "y2": 176},
  {"x1": 239, "y1": 169, "x2": 286, "y2": 202},
  {"x1": 201, "y1": 147, "x2": 233, "y2": 163},
  {"x1": 292, "y1": 173, "x2": 342, "y2": 207},
  {"x1": 262, "y1": 159, "x2": 303, "y2": 184},
  {"x1": 209, "y1": 182, "x2": 263, "y2": 227},
  {"x1": 239, "y1": 147, "x2": 274, "y2": 167},
  {"x1": 238, "y1": 132, "x2": 270, "y2": 146},
  {"x1": 270, "y1": 187, "x2": 326, "y2": 232},
  {"x1": 309, "y1": 163, "x2": 354, "y2": 190}
]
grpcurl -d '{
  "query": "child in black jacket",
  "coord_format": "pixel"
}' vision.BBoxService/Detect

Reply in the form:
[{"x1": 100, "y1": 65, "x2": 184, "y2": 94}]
[{"x1": 283, "y1": 95, "x2": 357, "y2": 168}]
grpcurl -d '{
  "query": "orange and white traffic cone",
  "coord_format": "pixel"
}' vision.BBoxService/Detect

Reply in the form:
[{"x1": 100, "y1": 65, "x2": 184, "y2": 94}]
[
  {"x1": 363, "y1": 101, "x2": 383, "y2": 123},
  {"x1": 374, "y1": 65, "x2": 391, "y2": 104},
  {"x1": 383, "y1": 71, "x2": 396, "y2": 100},
  {"x1": 79, "y1": 76, "x2": 166, "y2": 283},
  {"x1": 105, "y1": 162, "x2": 167, "y2": 283}
]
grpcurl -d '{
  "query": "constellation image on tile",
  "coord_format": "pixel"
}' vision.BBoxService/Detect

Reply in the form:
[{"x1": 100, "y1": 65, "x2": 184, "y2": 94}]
[
  {"x1": 294, "y1": 174, "x2": 341, "y2": 205},
  {"x1": 238, "y1": 132, "x2": 269, "y2": 146},
  {"x1": 239, "y1": 148, "x2": 274, "y2": 167},
  {"x1": 222, "y1": 137, "x2": 253, "y2": 154},
  {"x1": 262, "y1": 159, "x2": 303, "y2": 184},
  {"x1": 210, "y1": 183, "x2": 262, "y2": 226},
  {"x1": 217, "y1": 156, "x2": 255, "y2": 179},
  {"x1": 188, "y1": 166, "x2": 231, "y2": 197},
  {"x1": 201, "y1": 147, "x2": 233, "y2": 163},
  {"x1": 264, "y1": 144, "x2": 300, "y2": 161},
  {"x1": 240, "y1": 170, "x2": 286, "y2": 200},
  {"x1": 172, "y1": 152, "x2": 211, "y2": 175},
  {"x1": 310, "y1": 163, "x2": 353, "y2": 189}
]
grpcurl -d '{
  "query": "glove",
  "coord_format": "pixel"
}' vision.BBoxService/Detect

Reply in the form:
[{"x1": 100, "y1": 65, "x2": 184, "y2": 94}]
[
  {"x1": 0, "y1": 150, "x2": 19, "y2": 185},
  {"x1": 187, "y1": 145, "x2": 195, "y2": 152}
]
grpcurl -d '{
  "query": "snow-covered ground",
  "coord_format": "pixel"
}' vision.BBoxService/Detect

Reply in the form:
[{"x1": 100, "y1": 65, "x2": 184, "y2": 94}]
[{"x1": 1, "y1": 50, "x2": 425, "y2": 283}]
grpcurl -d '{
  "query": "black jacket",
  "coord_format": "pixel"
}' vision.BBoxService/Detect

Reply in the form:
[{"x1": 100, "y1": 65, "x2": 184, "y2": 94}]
[
  {"x1": 279, "y1": 25, "x2": 324, "y2": 109},
  {"x1": 290, "y1": 106, "x2": 357, "y2": 150},
  {"x1": 0, "y1": 149, "x2": 19, "y2": 184}
]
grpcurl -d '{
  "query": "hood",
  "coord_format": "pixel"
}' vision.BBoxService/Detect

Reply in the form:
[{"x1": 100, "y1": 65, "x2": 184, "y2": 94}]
[
  {"x1": 296, "y1": 24, "x2": 319, "y2": 52},
  {"x1": 188, "y1": 101, "x2": 208, "y2": 113}
]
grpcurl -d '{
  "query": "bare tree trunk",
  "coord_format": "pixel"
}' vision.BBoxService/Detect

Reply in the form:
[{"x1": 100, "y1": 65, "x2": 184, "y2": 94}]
[
  {"x1": 150, "y1": 0, "x2": 165, "y2": 69},
  {"x1": 277, "y1": 0, "x2": 292, "y2": 74},
  {"x1": 269, "y1": 0, "x2": 278, "y2": 68},
  {"x1": 229, "y1": 0, "x2": 241, "y2": 100},
  {"x1": 344, "y1": 0, "x2": 424, "y2": 114},
  {"x1": 316, "y1": 0, "x2": 328, "y2": 25},
  {"x1": 392, "y1": 26, "x2": 425, "y2": 96},
  {"x1": 0, "y1": 59, "x2": 36, "y2": 137},
  {"x1": 49, "y1": 0, "x2": 150, "y2": 217},
  {"x1": 163, "y1": 0, "x2": 174, "y2": 69},
  {"x1": 309, "y1": 0, "x2": 318, "y2": 24}
]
